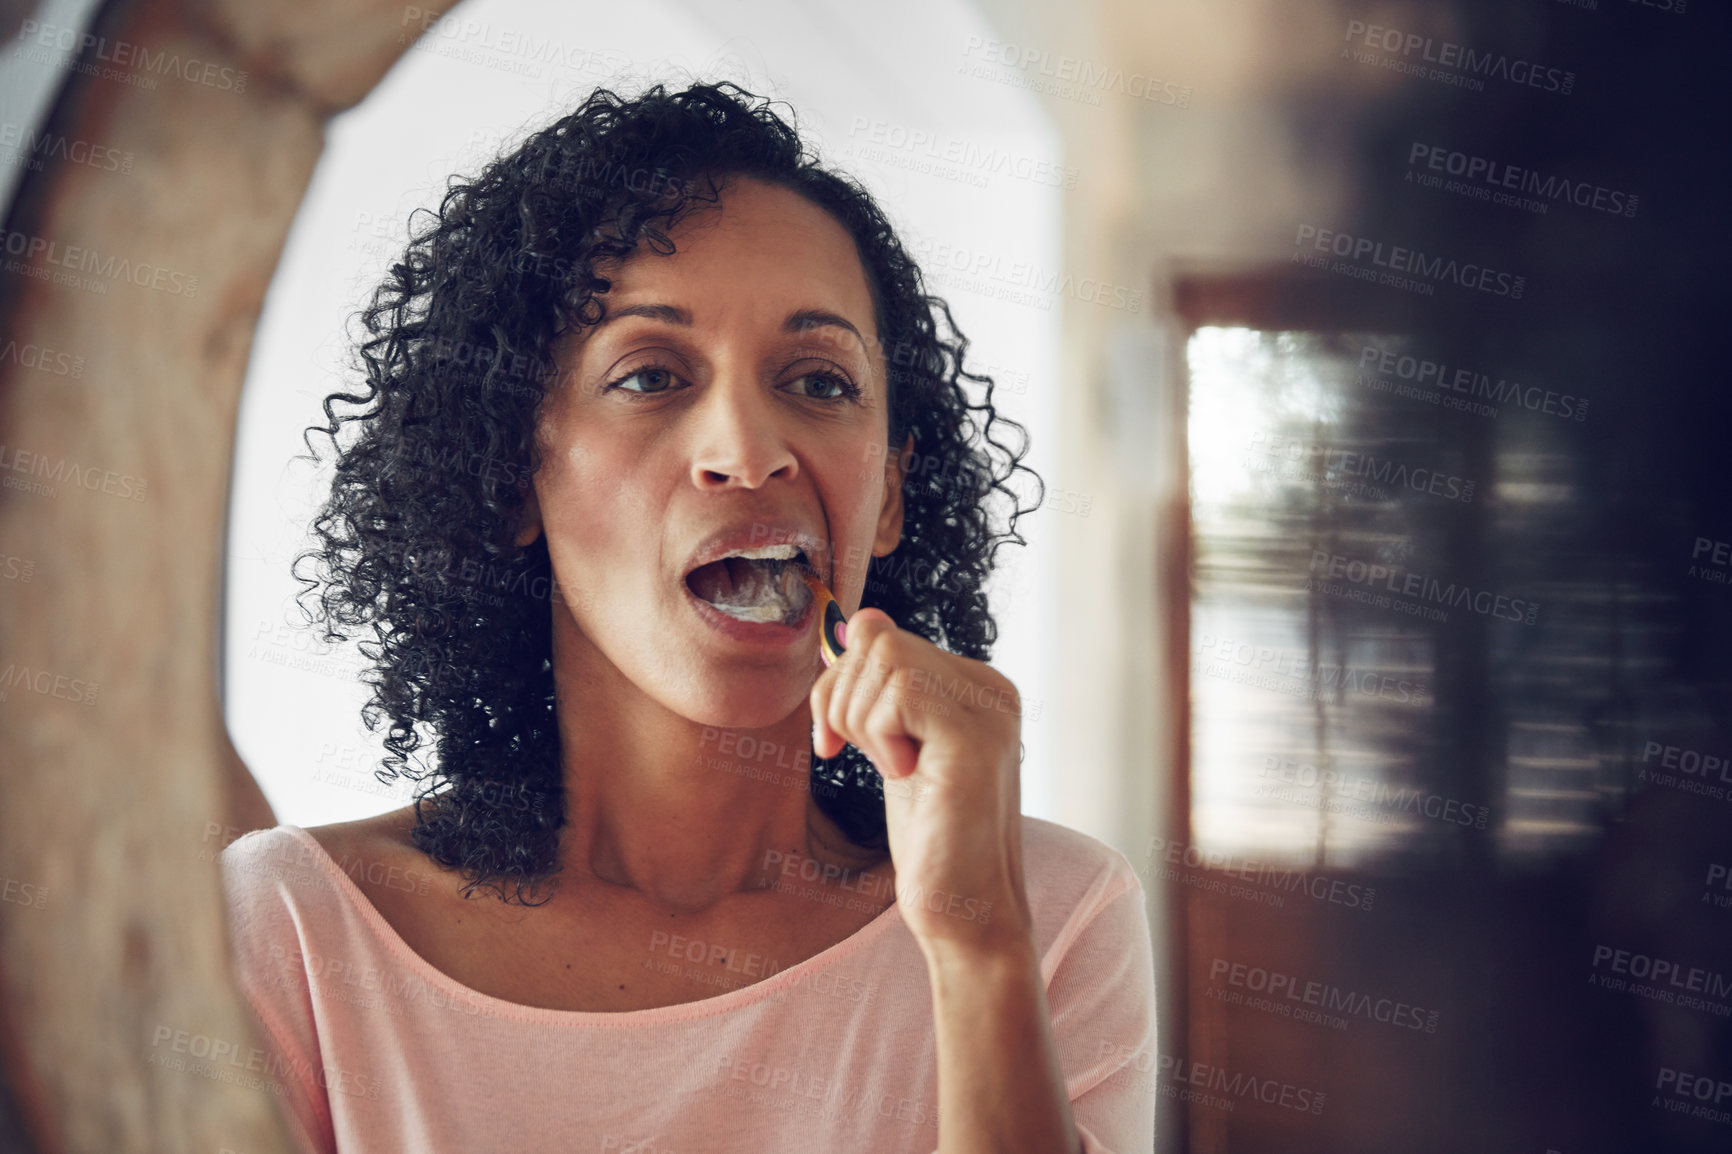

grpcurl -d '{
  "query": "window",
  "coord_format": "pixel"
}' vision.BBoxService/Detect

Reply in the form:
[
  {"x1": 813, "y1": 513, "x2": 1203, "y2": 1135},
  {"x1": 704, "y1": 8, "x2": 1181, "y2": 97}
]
[
  {"x1": 1188, "y1": 326, "x2": 1440, "y2": 867},
  {"x1": 1178, "y1": 274, "x2": 1633, "y2": 870}
]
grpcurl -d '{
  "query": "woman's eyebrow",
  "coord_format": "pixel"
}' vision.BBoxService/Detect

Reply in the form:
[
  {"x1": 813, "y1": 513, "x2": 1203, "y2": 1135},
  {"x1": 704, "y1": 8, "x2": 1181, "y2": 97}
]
[
  {"x1": 597, "y1": 302, "x2": 692, "y2": 328},
  {"x1": 784, "y1": 308, "x2": 865, "y2": 350},
  {"x1": 595, "y1": 303, "x2": 866, "y2": 351}
]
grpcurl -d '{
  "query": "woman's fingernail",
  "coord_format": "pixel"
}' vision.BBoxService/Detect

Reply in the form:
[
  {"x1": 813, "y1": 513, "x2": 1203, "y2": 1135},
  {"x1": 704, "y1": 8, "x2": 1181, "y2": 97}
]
[{"x1": 835, "y1": 620, "x2": 848, "y2": 648}]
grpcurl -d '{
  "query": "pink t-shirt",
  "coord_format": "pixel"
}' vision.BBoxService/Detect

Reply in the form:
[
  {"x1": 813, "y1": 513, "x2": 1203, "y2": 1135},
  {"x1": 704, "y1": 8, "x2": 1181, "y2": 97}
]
[{"x1": 218, "y1": 815, "x2": 1157, "y2": 1153}]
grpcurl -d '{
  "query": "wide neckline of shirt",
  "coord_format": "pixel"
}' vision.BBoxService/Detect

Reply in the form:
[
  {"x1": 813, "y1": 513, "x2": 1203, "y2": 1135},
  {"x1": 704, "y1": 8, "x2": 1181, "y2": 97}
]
[{"x1": 273, "y1": 823, "x2": 907, "y2": 1027}]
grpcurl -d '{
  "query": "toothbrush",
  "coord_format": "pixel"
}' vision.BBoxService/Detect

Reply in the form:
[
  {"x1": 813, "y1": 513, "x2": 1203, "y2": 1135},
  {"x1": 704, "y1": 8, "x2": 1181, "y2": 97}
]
[{"x1": 801, "y1": 570, "x2": 848, "y2": 667}]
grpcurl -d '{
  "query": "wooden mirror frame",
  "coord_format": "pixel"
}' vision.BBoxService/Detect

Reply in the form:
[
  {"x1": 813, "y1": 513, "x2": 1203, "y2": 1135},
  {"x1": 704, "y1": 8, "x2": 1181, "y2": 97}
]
[{"x1": 0, "y1": 2, "x2": 459, "y2": 1148}]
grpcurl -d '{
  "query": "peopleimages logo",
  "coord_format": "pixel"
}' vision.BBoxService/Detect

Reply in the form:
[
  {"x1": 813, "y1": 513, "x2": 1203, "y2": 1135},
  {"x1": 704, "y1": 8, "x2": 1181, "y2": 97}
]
[
  {"x1": 1244, "y1": 431, "x2": 1476, "y2": 503},
  {"x1": 1690, "y1": 537, "x2": 1731, "y2": 589},
  {"x1": 958, "y1": 37, "x2": 1192, "y2": 107},
  {"x1": 1654, "y1": 1066, "x2": 1732, "y2": 1128},
  {"x1": 1143, "y1": 836, "x2": 1377, "y2": 912},
  {"x1": 1590, "y1": 945, "x2": 1732, "y2": 1018},
  {"x1": 714, "y1": 1056, "x2": 941, "y2": 1127},
  {"x1": 398, "y1": 8, "x2": 632, "y2": 79},
  {"x1": 1258, "y1": 757, "x2": 1491, "y2": 831},
  {"x1": 1307, "y1": 549, "x2": 1540, "y2": 626},
  {"x1": 1704, "y1": 863, "x2": 1732, "y2": 911},
  {"x1": 1194, "y1": 631, "x2": 1430, "y2": 707},
  {"x1": 1637, "y1": 739, "x2": 1732, "y2": 803},
  {"x1": 17, "y1": 20, "x2": 249, "y2": 92},
  {"x1": 1206, "y1": 958, "x2": 1441, "y2": 1033},
  {"x1": 847, "y1": 118, "x2": 1079, "y2": 190},
  {"x1": 1406, "y1": 143, "x2": 1638, "y2": 218},
  {"x1": 0, "y1": 337, "x2": 85, "y2": 379},
  {"x1": 0, "y1": 228, "x2": 198, "y2": 297},
  {"x1": 902, "y1": 233, "x2": 1145, "y2": 313},
  {"x1": 1293, "y1": 224, "x2": 1525, "y2": 299},
  {"x1": 1096, "y1": 1045, "x2": 1327, "y2": 1115},
  {"x1": 1341, "y1": 19, "x2": 1576, "y2": 95},
  {"x1": 0, "y1": 442, "x2": 148, "y2": 502},
  {"x1": 0, "y1": 121, "x2": 135, "y2": 175},
  {"x1": 0, "y1": 663, "x2": 98, "y2": 707},
  {"x1": 1357, "y1": 343, "x2": 1589, "y2": 422}
]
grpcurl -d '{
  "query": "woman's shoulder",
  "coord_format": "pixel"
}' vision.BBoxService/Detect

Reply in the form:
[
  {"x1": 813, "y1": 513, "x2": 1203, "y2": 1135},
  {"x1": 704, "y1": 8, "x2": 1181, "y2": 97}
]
[
  {"x1": 217, "y1": 824, "x2": 344, "y2": 939},
  {"x1": 220, "y1": 808, "x2": 423, "y2": 916},
  {"x1": 1020, "y1": 815, "x2": 1142, "y2": 902},
  {"x1": 218, "y1": 823, "x2": 326, "y2": 892},
  {"x1": 1017, "y1": 815, "x2": 1147, "y2": 960}
]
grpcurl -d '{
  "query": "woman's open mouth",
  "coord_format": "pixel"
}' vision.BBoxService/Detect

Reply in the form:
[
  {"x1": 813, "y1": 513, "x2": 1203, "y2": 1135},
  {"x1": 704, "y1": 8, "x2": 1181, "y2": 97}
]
[{"x1": 684, "y1": 545, "x2": 816, "y2": 627}]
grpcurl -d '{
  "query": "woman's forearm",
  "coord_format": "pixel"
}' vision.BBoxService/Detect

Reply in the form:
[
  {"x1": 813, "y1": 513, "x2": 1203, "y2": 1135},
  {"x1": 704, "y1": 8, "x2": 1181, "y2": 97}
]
[{"x1": 925, "y1": 936, "x2": 1081, "y2": 1154}]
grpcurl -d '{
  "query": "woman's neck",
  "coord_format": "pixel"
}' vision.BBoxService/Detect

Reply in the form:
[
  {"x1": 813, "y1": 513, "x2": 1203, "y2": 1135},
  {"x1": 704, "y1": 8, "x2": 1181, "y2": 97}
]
[{"x1": 546, "y1": 612, "x2": 884, "y2": 912}]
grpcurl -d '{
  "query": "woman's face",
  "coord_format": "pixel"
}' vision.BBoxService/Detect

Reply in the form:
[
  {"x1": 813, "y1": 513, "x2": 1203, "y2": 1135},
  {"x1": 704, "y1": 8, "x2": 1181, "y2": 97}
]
[{"x1": 517, "y1": 175, "x2": 907, "y2": 727}]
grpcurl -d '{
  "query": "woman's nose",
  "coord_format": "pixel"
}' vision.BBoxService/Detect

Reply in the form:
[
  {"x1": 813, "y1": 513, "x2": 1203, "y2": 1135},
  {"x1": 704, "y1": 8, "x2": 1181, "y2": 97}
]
[{"x1": 686, "y1": 367, "x2": 798, "y2": 490}]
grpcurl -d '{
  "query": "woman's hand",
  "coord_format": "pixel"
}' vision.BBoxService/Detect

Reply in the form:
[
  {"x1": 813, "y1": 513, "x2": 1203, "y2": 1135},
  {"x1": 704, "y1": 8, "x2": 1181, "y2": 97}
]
[
  {"x1": 809, "y1": 607, "x2": 1032, "y2": 957},
  {"x1": 812, "y1": 608, "x2": 1084, "y2": 1154}
]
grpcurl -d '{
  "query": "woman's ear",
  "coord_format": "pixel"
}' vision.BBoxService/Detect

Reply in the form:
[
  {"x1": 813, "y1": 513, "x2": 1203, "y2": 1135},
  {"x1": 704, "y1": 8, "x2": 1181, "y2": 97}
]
[
  {"x1": 513, "y1": 482, "x2": 543, "y2": 548},
  {"x1": 872, "y1": 432, "x2": 914, "y2": 557}
]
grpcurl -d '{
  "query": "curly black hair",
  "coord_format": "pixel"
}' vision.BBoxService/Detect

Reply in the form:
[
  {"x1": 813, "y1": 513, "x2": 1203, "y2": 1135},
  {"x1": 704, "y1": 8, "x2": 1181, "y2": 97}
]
[{"x1": 292, "y1": 80, "x2": 1045, "y2": 905}]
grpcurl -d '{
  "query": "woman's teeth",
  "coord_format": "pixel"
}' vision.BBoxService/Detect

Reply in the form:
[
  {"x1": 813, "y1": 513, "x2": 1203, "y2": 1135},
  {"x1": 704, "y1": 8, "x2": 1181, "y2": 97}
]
[{"x1": 689, "y1": 556, "x2": 814, "y2": 625}]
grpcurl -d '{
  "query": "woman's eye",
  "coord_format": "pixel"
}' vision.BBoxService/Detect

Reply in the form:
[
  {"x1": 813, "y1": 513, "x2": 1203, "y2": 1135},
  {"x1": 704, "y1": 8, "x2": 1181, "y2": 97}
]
[
  {"x1": 789, "y1": 372, "x2": 861, "y2": 401},
  {"x1": 608, "y1": 367, "x2": 680, "y2": 395}
]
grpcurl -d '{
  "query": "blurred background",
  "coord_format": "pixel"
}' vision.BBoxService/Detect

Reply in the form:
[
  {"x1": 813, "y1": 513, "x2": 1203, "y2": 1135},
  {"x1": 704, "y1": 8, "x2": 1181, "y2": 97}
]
[{"x1": 3, "y1": 0, "x2": 1729, "y2": 1151}]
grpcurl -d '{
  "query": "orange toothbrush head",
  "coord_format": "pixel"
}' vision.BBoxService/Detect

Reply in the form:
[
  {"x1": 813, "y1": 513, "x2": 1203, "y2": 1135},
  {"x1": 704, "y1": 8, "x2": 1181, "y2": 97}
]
[{"x1": 802, "y1": 570, "x2": 848, "y2": 667}]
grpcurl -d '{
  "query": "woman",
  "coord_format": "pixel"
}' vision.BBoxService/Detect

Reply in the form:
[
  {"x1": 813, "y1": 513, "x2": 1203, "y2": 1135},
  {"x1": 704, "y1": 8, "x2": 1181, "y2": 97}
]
[{"x1": 220, "y1": 81, "x2": 1155, "y2": 1154}]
